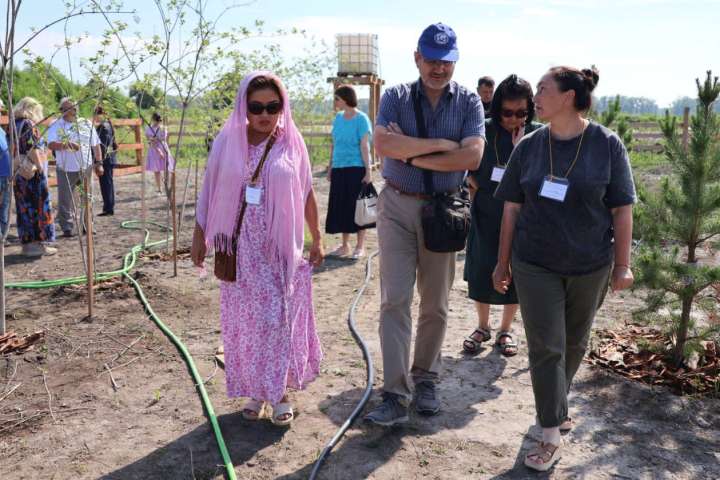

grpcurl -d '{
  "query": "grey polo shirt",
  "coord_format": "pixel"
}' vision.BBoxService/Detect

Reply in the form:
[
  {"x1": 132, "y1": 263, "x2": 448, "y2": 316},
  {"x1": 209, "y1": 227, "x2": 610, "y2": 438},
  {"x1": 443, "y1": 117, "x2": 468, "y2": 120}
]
[
  {"x1": 495, "y1": 122, "x2": 636, "y2": 276},
  {"x1": 376, "y1": 79, "x2": 485, "y2": 194}
]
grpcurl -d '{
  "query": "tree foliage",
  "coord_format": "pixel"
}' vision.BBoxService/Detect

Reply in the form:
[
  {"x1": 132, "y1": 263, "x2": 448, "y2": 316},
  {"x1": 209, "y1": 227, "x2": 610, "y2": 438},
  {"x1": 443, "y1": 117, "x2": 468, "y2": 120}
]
[{"x1": 634, "y1": 71, "x2": 720, "y2": 365}]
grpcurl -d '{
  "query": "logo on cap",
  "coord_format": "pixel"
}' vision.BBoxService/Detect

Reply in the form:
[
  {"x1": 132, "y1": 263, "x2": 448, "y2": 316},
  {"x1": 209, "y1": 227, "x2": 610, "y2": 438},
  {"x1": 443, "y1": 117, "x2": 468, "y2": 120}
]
[{"x1": 434, "y1": 32, "x2": 449, "y2": 45}]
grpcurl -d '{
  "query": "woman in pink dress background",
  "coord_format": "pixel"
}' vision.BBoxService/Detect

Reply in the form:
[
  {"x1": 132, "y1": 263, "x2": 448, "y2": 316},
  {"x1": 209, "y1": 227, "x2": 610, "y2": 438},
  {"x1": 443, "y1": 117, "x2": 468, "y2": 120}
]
[
  {"x1": 191, "y1": 71, "x2": 324, "y2": 426},
  {"x1": 145, "y1": 112, "x2": 175, "y2": 195}
]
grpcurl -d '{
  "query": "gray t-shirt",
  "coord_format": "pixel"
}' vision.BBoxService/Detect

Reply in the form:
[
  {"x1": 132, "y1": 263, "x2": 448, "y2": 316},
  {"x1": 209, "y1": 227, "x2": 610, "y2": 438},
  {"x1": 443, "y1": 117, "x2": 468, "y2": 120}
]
[{"x1": 494, "y1": 122, "x2": 636, "y2": 275}]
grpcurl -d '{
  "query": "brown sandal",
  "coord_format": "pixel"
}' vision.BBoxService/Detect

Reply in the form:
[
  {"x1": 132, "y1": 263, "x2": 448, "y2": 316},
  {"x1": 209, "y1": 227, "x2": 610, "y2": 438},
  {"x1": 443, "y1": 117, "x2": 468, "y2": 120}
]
[
  {"x1": 463, "y1": 327, "x2": 491, "y2": 354},
  {"x1": 495, "y1": 331, "x2": 518, "y2": 357},
  {"x1": 524, "y1": 441, "x2": 561, "y2": 472}
]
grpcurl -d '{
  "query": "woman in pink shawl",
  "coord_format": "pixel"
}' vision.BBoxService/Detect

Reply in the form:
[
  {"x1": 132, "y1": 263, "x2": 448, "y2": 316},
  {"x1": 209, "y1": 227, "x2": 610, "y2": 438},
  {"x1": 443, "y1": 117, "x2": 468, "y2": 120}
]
[{"x1": 191, "y1": 72, "x2": 324, "y2": 426}]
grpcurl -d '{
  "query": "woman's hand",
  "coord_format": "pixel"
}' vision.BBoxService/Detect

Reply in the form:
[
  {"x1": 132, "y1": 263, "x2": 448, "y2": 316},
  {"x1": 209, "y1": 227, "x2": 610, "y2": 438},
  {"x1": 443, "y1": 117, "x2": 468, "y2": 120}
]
[
  {"x1": 309, "y1": 240, "x2": 324, "y2": 268},
  {"x1": 362, "y1": 170, "x2": 372, "y2": 184},
  {"x1": 611, "y1": 265, "x2": 634, "y2": 292},
  {"x1": 512, "y1": 124, "x2": 525, "y2": 146},
  {"x1": 191, "y1": 224, "x2": 207, "y2": 267},
  {"x1": 492, "y1": 262, "x2": 512, "y2": 294}
]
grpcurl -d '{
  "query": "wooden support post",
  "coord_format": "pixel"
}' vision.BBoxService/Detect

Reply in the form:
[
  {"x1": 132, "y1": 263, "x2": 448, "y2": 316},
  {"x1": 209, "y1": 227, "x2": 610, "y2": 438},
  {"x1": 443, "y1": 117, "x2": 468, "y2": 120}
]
[
  {"x1": 84, "y1": 173, "x2": 95, "y2": 319},
  {"x1": 171, "y1": 171, "x2": 178, "y2": 277},
  {"x1": 135, "y1": 120, "x2": 147, "y2": 247},
  {"x1": 1, "y1": 241, "x2": 5, "y2": 336},
  {"x1": 682, "y1": 106, "x2": 690, "y2": 151}
]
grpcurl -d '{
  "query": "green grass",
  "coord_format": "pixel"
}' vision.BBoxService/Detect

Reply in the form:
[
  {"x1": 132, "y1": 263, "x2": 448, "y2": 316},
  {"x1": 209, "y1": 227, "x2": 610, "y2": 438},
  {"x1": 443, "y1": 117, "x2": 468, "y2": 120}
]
[{"x1": 630, "y1": 151, "x2": 667, "y2": 171}]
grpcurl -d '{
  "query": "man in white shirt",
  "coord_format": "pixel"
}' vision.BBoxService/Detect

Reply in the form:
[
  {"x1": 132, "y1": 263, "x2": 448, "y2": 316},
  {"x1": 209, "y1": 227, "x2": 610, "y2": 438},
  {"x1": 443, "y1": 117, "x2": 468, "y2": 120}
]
[{"x1": 47, "y1": 98, "x2": 103, "y2": 237}]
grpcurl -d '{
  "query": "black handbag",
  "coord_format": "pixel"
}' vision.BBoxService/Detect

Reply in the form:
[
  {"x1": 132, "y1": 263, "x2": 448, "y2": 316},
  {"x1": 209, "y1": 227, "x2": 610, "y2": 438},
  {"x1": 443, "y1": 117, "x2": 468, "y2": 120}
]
[{"x1": 410, "y1": 83, "x2": 470, "y2": 253}]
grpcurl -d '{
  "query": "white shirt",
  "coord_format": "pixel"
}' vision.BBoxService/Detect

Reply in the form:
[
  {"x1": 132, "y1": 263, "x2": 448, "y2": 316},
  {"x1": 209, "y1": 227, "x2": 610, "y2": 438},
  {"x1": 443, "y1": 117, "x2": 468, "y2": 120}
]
[{"x1": 47, "y1": 117, "x2": 100, "y2": 172}]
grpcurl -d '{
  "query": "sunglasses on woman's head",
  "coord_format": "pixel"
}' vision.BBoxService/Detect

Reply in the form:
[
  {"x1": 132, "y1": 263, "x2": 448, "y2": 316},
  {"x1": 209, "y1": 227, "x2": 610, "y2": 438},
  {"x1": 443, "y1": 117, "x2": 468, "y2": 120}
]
[
  {"x1": 501, "y1": 109, "x2": 529, "y2": 119},
  {"x1": 247, "y1": 101, "x2": 282, "y2": 115}
]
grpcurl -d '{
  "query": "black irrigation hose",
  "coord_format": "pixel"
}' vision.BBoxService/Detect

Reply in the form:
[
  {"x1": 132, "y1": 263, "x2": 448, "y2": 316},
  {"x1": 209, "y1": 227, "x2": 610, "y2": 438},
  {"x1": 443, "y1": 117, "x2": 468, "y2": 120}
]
[{"x1": 309, "y1": 250, "x2": 379, "y2": 480}]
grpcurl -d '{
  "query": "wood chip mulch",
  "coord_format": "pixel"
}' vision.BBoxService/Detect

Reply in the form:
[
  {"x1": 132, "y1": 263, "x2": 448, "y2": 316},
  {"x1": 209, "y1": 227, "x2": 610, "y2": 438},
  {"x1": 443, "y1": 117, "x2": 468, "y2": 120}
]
[{"x1": 588, "y1": 325, "x2": 720, "y2": 397}]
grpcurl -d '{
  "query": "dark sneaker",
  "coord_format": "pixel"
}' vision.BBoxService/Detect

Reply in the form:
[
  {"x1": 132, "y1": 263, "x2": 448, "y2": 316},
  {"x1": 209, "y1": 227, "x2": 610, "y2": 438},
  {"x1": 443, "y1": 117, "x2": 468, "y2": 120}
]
[
  {"x1": 414, "y1": 381, "x2": 440, "y2": 415},
  {"x1": 363, "y1": 393, "x2": 409, "y2": 426},
  {"x1": 62, "y1": 230, "x2": 75, "y2": 238}
]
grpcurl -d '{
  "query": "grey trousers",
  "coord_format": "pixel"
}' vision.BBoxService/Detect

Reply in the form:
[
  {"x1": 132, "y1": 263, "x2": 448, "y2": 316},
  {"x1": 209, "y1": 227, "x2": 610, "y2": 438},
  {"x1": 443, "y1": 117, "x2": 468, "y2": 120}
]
[
  {"x1": 56, "y1": 168, "x2": 89, "y2": 233},
  {"x1": 512, "y1": 257, "x2": 611, "y2": 428},
  {"x1": 377, "y1": 187, "x2": 456, "y2": 401}
]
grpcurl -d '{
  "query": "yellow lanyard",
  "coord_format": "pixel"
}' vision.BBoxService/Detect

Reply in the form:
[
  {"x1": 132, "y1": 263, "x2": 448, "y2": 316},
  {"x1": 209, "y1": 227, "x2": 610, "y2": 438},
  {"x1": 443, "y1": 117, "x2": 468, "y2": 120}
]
[
  {"x1": 493, "y1": 130, "x2": 507, "y2": 167},
  {"x1": 548, "y1": 123, "x2": 586, "y2": 180}
]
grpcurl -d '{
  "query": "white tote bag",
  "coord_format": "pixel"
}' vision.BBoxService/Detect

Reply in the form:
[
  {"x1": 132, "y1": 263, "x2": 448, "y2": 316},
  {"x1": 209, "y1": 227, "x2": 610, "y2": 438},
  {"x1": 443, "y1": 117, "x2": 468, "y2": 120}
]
[{"x1": 354, "y1": 182, "x2": 378, "y2": 227}]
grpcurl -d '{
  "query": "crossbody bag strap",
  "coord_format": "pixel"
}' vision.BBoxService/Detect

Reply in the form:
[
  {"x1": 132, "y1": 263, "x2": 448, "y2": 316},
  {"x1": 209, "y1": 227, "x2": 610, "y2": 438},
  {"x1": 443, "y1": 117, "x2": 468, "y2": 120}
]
[
  {"x1": 410, "y1": 82, "x2": 435, "y2": 195},
  {"x1": 232, "y1": 132, "x2": 277, "y2": 242}
]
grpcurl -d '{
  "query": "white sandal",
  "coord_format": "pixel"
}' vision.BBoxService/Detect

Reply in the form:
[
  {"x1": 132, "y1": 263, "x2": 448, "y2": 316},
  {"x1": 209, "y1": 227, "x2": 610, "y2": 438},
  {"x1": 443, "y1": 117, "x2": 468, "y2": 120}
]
[
  {"x1": 271, "y1": 402, "x2": 294, "y2": 426},
  {"x1": 241, "y1": 399, "x2": 265, "y2": 420},
  {"x1": 524, "y1": 441, "x2": 561, "y2": 472}
]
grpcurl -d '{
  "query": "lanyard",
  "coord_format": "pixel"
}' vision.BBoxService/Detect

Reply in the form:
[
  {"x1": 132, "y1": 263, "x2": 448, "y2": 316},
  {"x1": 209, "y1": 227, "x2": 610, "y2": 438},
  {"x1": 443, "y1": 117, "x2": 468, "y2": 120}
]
[
  {"x1": 493, "y1": 129, "x2": 507, "y2": 167},
  {"x1": 548, "y1": 123, "x2": 586, "y2": 180}
]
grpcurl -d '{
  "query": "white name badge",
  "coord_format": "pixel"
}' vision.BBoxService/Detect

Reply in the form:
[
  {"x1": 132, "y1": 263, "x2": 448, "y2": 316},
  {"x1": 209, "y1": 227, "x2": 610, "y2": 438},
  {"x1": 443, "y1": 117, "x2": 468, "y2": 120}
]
[
  {"x1": 539, "y1": 176, "x2": 569, "y2": 202},
  {"x1": 245, "y1": 185, "x2": 263, "y2": 205},
  {"x1": 491, "y1": 166, "x2": 506, "y2": 183}
]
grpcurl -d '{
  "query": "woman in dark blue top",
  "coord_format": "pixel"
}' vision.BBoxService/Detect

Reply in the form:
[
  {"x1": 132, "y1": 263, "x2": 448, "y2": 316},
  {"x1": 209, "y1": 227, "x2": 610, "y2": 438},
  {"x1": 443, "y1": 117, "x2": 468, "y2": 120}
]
[
  {"x1": 463, "y1": 75, "x2": 541, "y2": 357},
  {"x1": 494, "y1": 66, "x2": 635, "y2": 471}
]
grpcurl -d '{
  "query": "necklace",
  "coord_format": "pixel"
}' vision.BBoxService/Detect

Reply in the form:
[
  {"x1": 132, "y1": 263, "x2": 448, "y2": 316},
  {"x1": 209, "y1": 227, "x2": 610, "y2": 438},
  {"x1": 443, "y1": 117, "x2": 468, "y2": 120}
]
[{"x1": 548, "y1": 122, "x2": 587, "y2": 180}]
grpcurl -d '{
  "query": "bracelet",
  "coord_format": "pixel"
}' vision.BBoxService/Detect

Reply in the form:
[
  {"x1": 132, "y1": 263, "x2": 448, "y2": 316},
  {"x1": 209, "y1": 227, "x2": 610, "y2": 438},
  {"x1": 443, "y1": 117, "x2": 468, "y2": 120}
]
[{"x1": 614, "y1": 264, "x2": 630, "y2": 269}]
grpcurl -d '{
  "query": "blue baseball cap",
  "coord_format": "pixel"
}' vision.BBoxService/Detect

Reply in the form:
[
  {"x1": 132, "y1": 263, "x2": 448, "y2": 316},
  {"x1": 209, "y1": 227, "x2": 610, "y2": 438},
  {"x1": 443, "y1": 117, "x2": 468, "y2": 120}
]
[{"x1": 417, "y1": 23, "x2": 459, "y2": 62}]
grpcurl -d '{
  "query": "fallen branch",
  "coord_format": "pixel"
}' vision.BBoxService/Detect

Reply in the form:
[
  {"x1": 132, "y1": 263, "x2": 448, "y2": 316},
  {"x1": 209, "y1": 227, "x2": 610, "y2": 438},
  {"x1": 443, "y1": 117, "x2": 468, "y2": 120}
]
[
  {"x1": 104, "y1": 363, "x2": 119, "y2": 391},
  {"x1": 0, "y1": 330, "x2": 45, "y2": 354},
  {"x1": 42, "y1": 372, "x2": 56, "y2": 423},
  {"x1": 0, "y1": 382, "x2": 21, "y2": 403},
  {"x1": 109, "y1": 333, "x2": 145, "y2": 366}
]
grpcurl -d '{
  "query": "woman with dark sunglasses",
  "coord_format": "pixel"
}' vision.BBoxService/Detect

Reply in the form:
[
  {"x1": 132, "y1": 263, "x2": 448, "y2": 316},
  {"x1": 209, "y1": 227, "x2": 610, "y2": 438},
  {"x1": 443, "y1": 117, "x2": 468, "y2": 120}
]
[
  {"x1": 191, "y1": 72, "x2": 324, "y2": 427},
  {"x1": 462, "y1": 74, "x2": 541, "y2": 357}
]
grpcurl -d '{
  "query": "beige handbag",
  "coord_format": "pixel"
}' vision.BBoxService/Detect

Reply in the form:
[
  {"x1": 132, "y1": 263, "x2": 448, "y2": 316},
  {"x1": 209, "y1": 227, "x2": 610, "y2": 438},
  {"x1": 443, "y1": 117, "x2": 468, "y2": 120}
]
[{"x1": 14, "y1": 154, "x2": 37, "y2": 180}]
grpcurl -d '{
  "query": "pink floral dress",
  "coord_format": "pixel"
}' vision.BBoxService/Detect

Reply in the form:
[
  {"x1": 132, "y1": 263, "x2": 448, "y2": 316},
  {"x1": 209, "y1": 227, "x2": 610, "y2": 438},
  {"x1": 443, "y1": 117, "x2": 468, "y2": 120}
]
[{"x1": 219, "y1": 140, "x2": 322, "y2": 404}]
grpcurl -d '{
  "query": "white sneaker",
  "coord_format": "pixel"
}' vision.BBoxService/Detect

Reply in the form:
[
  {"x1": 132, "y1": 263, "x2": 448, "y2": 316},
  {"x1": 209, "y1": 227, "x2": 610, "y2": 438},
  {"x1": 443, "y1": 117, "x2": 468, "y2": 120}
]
[{"x1": 41, "y1": 244, "x2": 57, "y2": 256}]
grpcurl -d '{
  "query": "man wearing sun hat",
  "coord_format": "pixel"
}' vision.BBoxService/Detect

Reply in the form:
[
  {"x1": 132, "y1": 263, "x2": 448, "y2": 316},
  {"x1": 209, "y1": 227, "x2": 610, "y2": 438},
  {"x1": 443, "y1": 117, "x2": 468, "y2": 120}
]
[{"x1": 364, "y1": 23, "x2": 486, "y2": 426}]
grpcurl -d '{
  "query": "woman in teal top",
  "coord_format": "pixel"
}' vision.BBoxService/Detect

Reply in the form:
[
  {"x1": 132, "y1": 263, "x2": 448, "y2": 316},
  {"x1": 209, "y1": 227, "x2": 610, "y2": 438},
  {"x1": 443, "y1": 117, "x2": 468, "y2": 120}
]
[
  {"x1": 463, "y1": 75, "x2": 541, "y2": 356},
  {"x1": 325, "y1": 84, "x2": 374, "y2": 259}
]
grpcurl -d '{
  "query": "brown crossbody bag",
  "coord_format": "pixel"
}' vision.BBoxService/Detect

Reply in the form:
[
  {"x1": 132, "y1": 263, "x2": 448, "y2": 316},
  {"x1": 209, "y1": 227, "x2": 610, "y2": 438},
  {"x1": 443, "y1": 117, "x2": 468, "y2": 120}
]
[{"x1": 214, "y1": 134, "x2": 276, "y2": 282}]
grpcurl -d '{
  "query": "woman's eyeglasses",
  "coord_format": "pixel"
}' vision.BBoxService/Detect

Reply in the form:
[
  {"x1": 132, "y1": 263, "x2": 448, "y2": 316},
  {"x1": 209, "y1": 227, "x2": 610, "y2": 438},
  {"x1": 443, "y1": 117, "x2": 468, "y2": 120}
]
[
  {"x1": 247, "y1": 101, "x2": 282, "y2": 115},
  {"x1": 501, "y1": 109, "x2": 529, "y2": 119}
]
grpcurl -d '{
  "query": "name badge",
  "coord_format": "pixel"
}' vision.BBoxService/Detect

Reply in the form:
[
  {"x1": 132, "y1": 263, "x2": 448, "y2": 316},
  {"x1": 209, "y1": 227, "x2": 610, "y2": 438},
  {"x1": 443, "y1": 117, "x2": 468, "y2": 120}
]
[
  {"x1": 490, "y1": 166, "x2": 506, "y2": 183},
  {"x1": 539, "y1": 176, "x2": 569, "y2": 202},
  {"x1": 245, "y1": 185, "x2": 263, "y2": 205}
]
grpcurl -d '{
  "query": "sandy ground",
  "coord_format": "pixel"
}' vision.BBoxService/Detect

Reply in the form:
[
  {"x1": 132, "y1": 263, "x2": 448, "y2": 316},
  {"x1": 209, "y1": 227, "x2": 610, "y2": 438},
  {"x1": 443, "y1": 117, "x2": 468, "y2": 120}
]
[{"x1": 0, "y1": 167, "x2": 718, "y2": 480}]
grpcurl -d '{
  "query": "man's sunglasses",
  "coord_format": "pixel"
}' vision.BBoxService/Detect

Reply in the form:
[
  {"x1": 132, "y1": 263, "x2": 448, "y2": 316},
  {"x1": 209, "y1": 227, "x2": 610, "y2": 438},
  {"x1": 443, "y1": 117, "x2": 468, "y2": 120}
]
[
  {"x1": 247, "y1": 101, "x2": 282, "y2": 115},
  {"x1": 501, "y1": 109, "x2": 529, "y2": 119}
]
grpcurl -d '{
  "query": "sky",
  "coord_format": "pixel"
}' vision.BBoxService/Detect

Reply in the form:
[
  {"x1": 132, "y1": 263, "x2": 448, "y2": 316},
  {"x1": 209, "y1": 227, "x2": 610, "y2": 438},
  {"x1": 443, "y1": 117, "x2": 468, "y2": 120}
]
[{"x1": 11, "y1": 0, "x2": 720, "y2": 108}]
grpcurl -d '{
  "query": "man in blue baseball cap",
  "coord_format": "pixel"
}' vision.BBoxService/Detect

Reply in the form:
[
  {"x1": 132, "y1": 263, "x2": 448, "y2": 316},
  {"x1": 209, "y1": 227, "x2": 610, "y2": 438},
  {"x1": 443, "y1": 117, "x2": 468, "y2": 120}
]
[{"x1": 364, "y1": 23, "x2": 486, "y2": 426}]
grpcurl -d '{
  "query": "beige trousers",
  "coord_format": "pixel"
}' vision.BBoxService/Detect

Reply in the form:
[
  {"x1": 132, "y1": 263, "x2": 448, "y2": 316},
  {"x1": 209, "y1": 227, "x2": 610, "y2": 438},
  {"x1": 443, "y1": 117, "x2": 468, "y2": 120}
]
[{"x1": 377, "y1": 186, "x2": 456, "y2": 401}]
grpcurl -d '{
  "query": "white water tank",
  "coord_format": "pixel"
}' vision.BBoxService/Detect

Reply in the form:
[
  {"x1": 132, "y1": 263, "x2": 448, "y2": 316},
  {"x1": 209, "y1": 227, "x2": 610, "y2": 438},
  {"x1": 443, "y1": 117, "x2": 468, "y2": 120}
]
[{"x1": 336, "y1": 33, "x2": 379, "y2": 76}]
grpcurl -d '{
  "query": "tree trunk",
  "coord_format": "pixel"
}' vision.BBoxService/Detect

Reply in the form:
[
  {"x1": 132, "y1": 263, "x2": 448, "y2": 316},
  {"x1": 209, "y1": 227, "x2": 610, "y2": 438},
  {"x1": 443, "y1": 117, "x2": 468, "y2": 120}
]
[{"x1": 674, "y1": 295, "x2": 693, "y2": 366}]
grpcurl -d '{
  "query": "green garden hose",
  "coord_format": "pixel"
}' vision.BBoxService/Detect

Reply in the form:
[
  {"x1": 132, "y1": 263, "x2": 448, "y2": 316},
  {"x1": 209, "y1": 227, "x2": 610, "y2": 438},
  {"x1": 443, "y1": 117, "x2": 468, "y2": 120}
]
[{"x1": 6, "y1": 220, "x2": 238, "y2": 480}]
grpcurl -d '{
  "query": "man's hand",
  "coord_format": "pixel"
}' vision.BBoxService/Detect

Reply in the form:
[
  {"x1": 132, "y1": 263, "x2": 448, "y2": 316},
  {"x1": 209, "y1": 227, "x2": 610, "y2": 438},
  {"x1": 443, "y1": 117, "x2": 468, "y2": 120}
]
[
  {"x1": 66, "y1": 142, "x2": 80, "y2": 152},
  {"x1": 94, "y1": 165, "x2": 104, "y2": 177}
]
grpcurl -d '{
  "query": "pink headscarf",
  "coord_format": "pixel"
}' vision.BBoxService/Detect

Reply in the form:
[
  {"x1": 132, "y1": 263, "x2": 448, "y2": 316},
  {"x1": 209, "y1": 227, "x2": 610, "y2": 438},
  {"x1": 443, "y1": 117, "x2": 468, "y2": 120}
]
[{"x1": 196, "y1": 71, "x2": 312, "y2": 283}]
